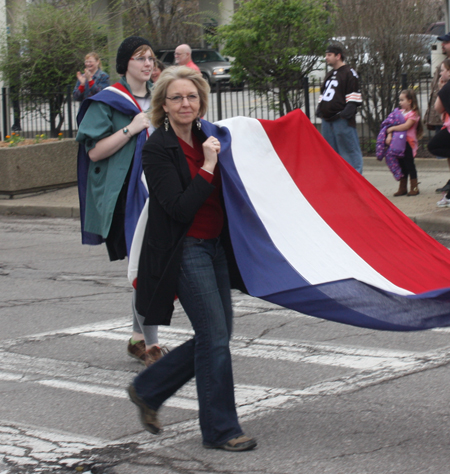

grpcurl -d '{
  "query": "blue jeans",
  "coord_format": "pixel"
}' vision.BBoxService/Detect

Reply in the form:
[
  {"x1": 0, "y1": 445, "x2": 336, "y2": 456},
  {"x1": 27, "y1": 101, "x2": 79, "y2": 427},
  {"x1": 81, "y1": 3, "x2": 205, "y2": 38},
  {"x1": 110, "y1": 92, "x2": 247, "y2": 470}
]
[
  {"x1": 321, "y1": 118, "x2": 363, "y2": 174},
  {"x1": 132, "y1": 237, "x2": 243, "y2": 446}
]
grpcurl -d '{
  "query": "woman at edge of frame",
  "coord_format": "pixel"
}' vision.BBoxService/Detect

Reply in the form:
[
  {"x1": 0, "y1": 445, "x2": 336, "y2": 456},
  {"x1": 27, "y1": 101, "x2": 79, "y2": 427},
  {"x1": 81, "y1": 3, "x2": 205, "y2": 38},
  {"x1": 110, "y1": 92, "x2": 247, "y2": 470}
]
[
  {"x1": 76, "y1": 36, "x2": 164, "y2": 366},
  {"x1": 129, "y1": 65, "x2": 257, "y2": 452}
]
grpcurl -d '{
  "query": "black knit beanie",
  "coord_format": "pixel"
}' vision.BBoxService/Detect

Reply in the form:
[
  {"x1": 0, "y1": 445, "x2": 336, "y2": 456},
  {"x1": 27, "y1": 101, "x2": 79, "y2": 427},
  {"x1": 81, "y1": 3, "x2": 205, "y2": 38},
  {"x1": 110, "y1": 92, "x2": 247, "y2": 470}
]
[{"x1": 116, "y1": 36, "x2": 152, "y2": 75}]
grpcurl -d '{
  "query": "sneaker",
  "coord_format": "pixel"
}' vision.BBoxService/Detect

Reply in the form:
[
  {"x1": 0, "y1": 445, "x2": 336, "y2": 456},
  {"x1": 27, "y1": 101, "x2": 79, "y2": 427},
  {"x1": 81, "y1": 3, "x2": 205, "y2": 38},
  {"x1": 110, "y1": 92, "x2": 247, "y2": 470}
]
[
  {"x1": 204, "y1": 435, "x2": 257, "y2": 452},
  {"x1": 127, "y1": 384, "x2": 162, "y2": 434},
  {"x1": 437, "y1": 196, "x2": 450, "y2": 208},
  {"x1": 436, "y1": 180, "x2": 450, "y2": 193},
  {"x1": 144, "y1": 345, "x2": 170, "y2": 367},
  {"x1": 127, "y1": 339, "x2": 146, "y2": 365}
]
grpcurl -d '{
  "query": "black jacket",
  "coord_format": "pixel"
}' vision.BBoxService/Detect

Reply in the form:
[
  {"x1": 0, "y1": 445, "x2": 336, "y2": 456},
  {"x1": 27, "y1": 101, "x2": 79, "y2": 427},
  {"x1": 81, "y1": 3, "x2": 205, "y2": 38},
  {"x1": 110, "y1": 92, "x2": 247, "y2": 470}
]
[
  {"x1": 135, "y1": 123, "x2": 215, "y2": 325},
  {"x1": 438, "y1": 80, "x2": 450, "y2": 116}
]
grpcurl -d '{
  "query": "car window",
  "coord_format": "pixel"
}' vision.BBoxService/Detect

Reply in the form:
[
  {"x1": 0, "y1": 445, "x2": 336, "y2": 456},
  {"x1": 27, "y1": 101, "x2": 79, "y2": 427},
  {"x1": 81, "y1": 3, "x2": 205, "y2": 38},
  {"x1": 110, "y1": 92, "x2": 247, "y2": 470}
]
[
  {"x1": 163, "y1": 51, "x2": 175, "y2": 64},
  {"x1": 192, "y1": 51, "x2": 226, "y2": 63},
  {"x1": 428, "y1": 23, "x2": 445, "y2": 37}
]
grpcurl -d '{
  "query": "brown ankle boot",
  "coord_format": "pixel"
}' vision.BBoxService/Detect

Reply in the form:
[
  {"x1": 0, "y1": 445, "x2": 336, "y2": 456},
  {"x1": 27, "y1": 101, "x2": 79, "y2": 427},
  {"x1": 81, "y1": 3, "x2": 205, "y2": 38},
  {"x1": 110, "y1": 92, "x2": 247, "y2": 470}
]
[
  {"x1": 393, "y1": 178, "x2": 407, "y2": 196},
  {"x1": 407, "y1": 178, "x2": 419, "y2": 196}
]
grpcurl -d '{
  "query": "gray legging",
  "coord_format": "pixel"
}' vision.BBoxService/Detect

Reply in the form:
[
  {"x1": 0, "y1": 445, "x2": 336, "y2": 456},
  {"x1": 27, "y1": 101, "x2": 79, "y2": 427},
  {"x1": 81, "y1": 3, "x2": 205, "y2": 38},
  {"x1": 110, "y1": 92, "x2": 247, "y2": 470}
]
[{"x1": 132, "y1": 289, "x2": 158, "y2": 346}]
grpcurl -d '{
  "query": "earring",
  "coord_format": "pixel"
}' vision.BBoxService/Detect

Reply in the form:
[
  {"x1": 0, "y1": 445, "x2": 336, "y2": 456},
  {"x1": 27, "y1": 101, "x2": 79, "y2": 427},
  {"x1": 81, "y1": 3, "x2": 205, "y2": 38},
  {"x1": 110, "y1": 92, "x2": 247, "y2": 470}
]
[
  {"x1": 196, "y1": 117, "x2": 201, "y2": 130},
  {"x1": 164, "y1": 114, "x2": 169, "y2": 132}
]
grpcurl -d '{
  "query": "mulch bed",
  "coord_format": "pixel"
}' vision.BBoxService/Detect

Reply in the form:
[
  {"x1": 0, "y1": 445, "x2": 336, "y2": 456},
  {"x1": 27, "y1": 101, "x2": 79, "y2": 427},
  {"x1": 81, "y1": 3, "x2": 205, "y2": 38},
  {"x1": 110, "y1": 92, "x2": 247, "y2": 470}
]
[{"x1": 0, "y1": 138, "x2": 61, "y2": 148}]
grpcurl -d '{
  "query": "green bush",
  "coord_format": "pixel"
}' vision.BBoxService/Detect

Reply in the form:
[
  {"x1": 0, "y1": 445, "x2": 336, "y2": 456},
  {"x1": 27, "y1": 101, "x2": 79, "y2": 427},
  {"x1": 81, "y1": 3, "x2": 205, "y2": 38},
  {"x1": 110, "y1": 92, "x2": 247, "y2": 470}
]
[
  {"x1": 0, "y1": 0, "x2": 108, "y2": 136},
  {"x1": 214, "y1": 0, "x2": 336, "y2": 116}
]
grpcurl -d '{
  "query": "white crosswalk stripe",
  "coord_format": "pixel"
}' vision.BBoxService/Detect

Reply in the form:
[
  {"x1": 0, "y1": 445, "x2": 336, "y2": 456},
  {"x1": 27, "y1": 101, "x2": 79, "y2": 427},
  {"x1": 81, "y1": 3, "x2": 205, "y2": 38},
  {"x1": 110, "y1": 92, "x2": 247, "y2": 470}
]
[
  {"x1": 2, "y1": 317, "x2": 450, "y2": 470},
  {"x1": 84, "y1": 325, "x2": 418, "y2": 370}
]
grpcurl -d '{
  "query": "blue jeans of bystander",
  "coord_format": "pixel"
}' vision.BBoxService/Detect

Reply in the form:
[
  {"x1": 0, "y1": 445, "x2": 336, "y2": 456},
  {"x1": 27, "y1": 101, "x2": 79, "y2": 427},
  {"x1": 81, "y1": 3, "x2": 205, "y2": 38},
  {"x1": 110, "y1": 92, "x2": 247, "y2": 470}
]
[
  {"x1": 321, "y1": 118, "x2": 363, "y2": 174},
  {"x1": 132, "y1": 236, "x2": 243, "y2": 447}
]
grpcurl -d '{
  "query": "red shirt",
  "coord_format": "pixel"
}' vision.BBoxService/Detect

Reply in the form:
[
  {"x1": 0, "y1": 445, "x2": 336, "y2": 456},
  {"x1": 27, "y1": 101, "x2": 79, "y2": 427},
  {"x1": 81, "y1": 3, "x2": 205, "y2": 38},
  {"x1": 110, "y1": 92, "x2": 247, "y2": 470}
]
[
  {"x1": 179, "y1": 135, "x2": 223, "y2": 239},
  {"x1": 78, "y1": 79, "x2": 95, "y2": 93},
  {"x1": 186, "y1": 60, "x2": 201, "y2": 73}
]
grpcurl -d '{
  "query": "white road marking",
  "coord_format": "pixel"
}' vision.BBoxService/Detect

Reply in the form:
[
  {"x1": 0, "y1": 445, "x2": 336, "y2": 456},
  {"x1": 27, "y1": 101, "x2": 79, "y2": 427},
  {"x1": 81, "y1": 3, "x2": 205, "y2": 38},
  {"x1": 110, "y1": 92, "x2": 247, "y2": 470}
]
[
  {"x1": 3, "y1": 342, "x2": 444, "y2": 464},
  {"x1": 83, "y1": 325, "x2": 419, "y2": 370},
  {"x1": 0, "y1": 421, "x2": 108, "y2": 469},
  {"x1": 0, "y1": 318, "x2": 132, "y2": 350},
  {"x1": 2, "y1": 316, "x2": 450, "y2": 470},
  {"x1": 432, "y1": 327, "x2": 450, "y2": 333},
  {"x1": 36, "y1": 379, "x2": 199, "y2": 411},
  {"x1": 0, "y1": 293, "x2": 303, "y2": 350}
]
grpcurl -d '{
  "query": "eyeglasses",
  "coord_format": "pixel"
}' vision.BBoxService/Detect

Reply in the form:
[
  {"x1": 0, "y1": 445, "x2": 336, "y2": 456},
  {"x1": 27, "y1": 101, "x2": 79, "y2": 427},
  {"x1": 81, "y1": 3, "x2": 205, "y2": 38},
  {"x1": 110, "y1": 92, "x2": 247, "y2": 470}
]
[
  {"x1": 131, "y1": 56, "x2": 155, "y2": 64},
  {"x1": 166, "y1": 94, "x2": 200, "y2": 104}
]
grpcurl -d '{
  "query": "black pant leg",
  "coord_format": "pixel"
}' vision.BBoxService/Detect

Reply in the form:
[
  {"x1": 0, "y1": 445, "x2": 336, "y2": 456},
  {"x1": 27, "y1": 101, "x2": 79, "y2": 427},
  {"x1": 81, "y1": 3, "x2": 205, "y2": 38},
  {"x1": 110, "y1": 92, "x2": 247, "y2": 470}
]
[
  {"x1": 428, "y1": 128, "x2": 450, "y2": 158},
  {"x1": 401, "y1": 143, "x2": 417, "y2": 180}
]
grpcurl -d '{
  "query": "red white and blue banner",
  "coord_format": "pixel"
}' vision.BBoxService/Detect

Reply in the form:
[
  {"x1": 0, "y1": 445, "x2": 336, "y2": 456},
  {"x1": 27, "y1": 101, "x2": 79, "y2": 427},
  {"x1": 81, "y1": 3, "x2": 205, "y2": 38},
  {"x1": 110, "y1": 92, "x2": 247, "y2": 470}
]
[{"x1": 214, "y1": 110, "x2": 450, "y2": 331}]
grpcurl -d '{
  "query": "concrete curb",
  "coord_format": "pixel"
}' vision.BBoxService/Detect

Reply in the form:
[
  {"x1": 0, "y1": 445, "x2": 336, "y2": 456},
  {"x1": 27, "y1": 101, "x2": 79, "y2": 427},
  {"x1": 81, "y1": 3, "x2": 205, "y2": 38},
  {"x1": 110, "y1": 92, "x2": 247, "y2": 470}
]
[
  {"x1": 364, "y1": 157, "x2": 449, "y2": 171},
  {"x1": 3, "y1": 196, "x2": 450, "y2": 233},
  {"x1": 2, "y1": 158, "x2": 450, "y2": 234},
  {"x1": 413, "y1": 212, "x2": 450, "y2": 233},
  {"x1": 0, "y1": 204, "x2": 80, "y2": 219}
]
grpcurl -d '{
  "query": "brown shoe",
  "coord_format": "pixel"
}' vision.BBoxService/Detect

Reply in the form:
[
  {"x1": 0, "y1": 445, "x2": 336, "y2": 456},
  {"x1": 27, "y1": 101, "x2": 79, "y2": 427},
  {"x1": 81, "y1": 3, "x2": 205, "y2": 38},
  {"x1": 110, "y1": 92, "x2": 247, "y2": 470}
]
[
  {"x1": 127, "y1": 384, "x2": 162, "y2": 434},
  {"x1": 144, "y1": 345, "x2": 170, "y2": 367},
  {"x1": 407, "y1": 178, "x2": 420, "y2": 196},
  {"x1": 204, "y1": 435, "x2": 257, "y2": 452},
  {"x1": 127, "y1": 339, "x2": 146, "y2": 365},
  {"x1": 393, "y1": 177, "x2": 407, "y2": 197}
]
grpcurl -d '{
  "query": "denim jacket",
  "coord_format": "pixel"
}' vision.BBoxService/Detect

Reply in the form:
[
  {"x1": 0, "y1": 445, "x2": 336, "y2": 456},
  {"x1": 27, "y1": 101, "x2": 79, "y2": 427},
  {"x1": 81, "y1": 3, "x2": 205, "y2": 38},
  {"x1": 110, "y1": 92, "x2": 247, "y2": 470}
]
[{"x1": 73, "y1": 69, "x2": 110, "y2": 102}]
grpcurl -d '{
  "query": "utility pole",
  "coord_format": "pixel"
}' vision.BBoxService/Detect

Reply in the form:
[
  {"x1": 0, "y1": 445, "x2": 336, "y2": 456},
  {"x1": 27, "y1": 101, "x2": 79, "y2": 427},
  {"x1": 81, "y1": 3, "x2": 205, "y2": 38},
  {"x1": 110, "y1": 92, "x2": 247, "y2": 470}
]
[
  {"x1": 446, "y1": 0, "x2": 450, "y2": 31},
  {"x1": 0, "y1": 0, "x2": 7, "y2": 138},
  {"x1": 2, "y1": 0, "x2": 26, "y2": 136}
]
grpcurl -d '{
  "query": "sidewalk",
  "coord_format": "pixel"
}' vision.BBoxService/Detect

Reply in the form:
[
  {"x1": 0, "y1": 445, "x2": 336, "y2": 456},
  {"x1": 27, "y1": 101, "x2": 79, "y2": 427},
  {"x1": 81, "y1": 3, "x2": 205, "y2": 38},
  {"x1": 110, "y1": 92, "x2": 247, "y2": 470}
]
[{"x1": 2, "y1": 158, "x2": 450, "y2": 232}]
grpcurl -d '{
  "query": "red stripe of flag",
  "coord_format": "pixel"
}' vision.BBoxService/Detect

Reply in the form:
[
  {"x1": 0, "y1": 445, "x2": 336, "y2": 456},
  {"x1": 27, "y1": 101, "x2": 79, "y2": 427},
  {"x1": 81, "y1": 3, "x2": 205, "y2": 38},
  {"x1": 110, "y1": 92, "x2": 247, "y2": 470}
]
[{"x1": 259, "y1": 109, "x2": 450, "y2": 294}]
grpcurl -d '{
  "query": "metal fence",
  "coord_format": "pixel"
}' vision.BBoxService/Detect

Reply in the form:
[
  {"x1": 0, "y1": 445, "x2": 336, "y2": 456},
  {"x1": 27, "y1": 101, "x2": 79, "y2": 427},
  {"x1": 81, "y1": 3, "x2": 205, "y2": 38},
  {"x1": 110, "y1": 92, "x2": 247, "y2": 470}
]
[
  {"x1": 204, "y1": 74, "x2": 436, "y2": 154},
  {"x1": 0, "y1": 74, "x2": 436, "y2": 154},
  {"x1": 1, "y1": 86, "x2": 76, "y2": 141}
]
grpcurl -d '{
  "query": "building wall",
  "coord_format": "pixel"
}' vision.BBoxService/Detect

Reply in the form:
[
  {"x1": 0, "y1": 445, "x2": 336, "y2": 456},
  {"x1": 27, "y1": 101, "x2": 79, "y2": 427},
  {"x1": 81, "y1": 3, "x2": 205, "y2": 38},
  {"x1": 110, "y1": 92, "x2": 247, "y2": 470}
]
[{"x1": 199, "y1": 0, "x2": 235, "y2": 26}]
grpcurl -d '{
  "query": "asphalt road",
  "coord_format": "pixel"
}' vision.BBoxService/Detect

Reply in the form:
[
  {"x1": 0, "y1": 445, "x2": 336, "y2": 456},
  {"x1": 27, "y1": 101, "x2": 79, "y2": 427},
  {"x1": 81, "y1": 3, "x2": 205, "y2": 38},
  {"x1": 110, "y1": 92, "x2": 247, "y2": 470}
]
[{"x1": 2, "y1": 216, "x2": 450, "y2": 474}]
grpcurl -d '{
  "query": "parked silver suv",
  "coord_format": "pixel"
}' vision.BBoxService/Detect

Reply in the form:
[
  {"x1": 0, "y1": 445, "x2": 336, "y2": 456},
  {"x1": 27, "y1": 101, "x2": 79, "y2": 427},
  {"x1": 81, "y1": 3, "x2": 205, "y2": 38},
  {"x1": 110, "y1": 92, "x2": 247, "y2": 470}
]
[{"x1": 156, "y1": 49, "x2": 233, "y2": 86}]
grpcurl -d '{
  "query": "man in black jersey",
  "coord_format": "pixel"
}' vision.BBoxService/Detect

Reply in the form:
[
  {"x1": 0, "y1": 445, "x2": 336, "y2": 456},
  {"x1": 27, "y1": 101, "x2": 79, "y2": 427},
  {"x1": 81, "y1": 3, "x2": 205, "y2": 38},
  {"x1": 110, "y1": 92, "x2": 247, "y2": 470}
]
[{"x1": 317, "y1": 44, "x2": 363, "y2": 174}]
